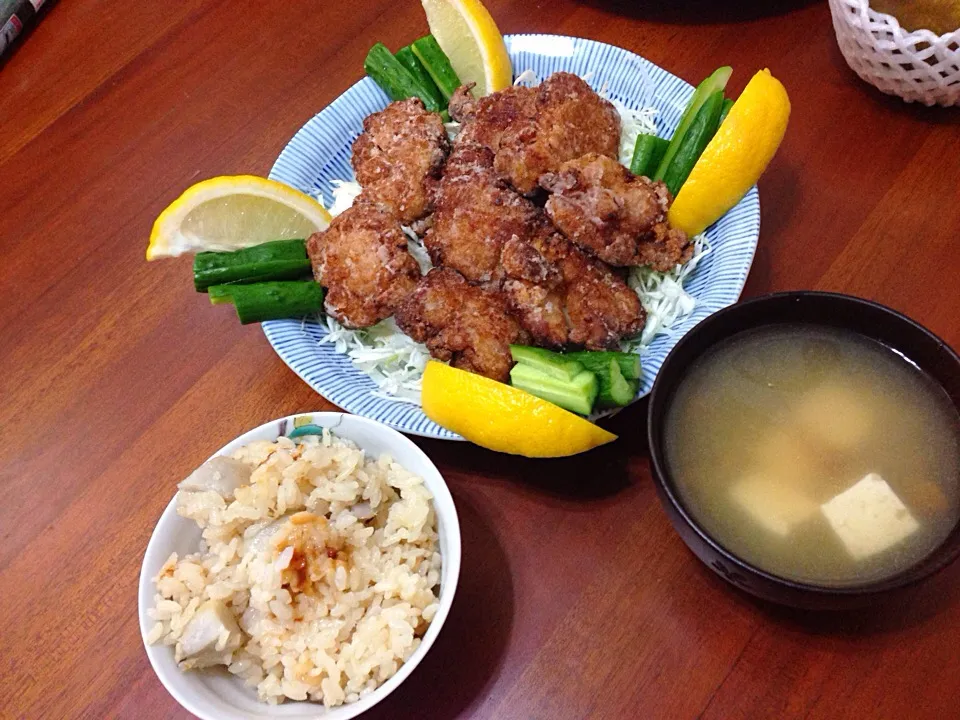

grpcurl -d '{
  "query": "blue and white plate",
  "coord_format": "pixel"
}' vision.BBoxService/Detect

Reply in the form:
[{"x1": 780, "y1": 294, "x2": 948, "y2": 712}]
[{"x1": 264, "y1": 34, "x2": 760, "y2": 440}]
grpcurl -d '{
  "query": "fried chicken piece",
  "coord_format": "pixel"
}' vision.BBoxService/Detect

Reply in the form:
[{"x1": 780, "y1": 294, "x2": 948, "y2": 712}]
[
  {"x1": 501, "y1": 226, "x2": 645, "y2": 350},
  {"x1": 638, "y1": 223, "x2": 694, "y2": 272},
  {"x1": 307, "y1": 202, "x2": 421, "y2": 329},
  {"x1": 540, "y1": 153, "x2": 693, "y2": 270},
  {"x1": 447, "y1": 84, "x2": 479, "y2": 123},
  {"x1": 395, "y1": 268, "x2": 527, "y2": 382},
  {"x1": 351, "y1": 98, "x2": 449, "y2": 223},
  {"x1": 499, "y1": 233, "x2": 569, "y2": 347},
  {"x1": 452, "y1": 73, "x2": 621, "y2": 195},
  {"x1": 449, "y1": 83, "x2": 537, "y2": 152},
  {"x1": 423, "y1": 143, "x2": 540, "y2": 284},
  {"x1": 496, "y1": 73, "x2": 621, "y2": 195}
]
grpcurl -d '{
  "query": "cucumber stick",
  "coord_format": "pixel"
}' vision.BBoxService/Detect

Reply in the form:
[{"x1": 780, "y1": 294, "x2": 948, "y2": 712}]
[
  {"x1": 654, "y1": 66, "x2": 732, "y2": 182},
  {"x1": 630, "y1": 134, "x2": 669, "y2": 178},
  {"x1": 596, "y1": 359, "x2": 639, "y2": 408},
  {"x1": 719, "y1": 97, "x2": 735, "y2": 126},
  {"x1": 510, "y1": 364, "x2": 598, "y2": 416},
  {"x1": 509, "y1": 345, "x2": 641, "y2": 413},
  {"x1": 395, "y1": 45, "x2": 445, "y2": 109},
  {"x1": 209, "y1": 281, "x2": 324, "y2": 324},
  {"x1": 660, "y1": 89, "x2": 724, "y2": 196},
  {"x1": 563, "y1": 351, "x2": 641, "y2": 381},
  {"x1": 364, "y1": 43, "x2": 443, "y2": 113},
  {"x1": 208, "y1": 285, "x2": 235, "y2": 305},
  {"x1": 411, "y1": 35, "x2": 462, "y2": 100},
  {"x1": 193, "y1": 239, "x2": 310, "y2": 292},
  {"x1": 509, "y1": 345, "x2": 585, "y2": 381}
]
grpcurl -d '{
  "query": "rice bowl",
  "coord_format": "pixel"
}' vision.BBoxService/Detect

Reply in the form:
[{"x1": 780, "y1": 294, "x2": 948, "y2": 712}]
[{"x1": 138, "y1": 413, "x2": 461, "y2": 720}]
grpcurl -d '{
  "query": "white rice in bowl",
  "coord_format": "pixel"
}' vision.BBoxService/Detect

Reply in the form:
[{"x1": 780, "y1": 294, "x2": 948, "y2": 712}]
[{"x1": 146, "y1": 430, "x2": 441, "y2": 708}]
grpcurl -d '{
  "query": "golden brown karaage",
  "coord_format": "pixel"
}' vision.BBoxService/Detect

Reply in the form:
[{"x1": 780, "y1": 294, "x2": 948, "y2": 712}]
[
  {"x1": 394, "y1": 268, "x2": 527, "y2": 382},
  {"x1": 351, "y1": 98, "x2": 449, "y2": 223},
  {"x1": 451, "y1": 73, "x2": 621, "y2": 195},
  {"x1": 540, "y1": 153, "x2": 692, "y2": 270},
  {"x1": 423, "y1": 143, "x2": 540, "y2": 284},
  {"x1": 307, "y1": 201, "x2": 421, "y2": 329},
  {"x1": 501, "y1": 225, "x2": 645, "y2": 350}
]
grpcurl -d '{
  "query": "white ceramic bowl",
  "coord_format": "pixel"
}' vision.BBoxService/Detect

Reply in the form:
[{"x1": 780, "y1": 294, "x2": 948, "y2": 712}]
[{"x1": 138, "y1": 413, "x2": 462, "y2": 720}]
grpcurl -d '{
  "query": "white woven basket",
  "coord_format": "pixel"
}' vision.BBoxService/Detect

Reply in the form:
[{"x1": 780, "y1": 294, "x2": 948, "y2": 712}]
[{"x1": 829, "y1": 0, "x2": 960, "y2": 106}]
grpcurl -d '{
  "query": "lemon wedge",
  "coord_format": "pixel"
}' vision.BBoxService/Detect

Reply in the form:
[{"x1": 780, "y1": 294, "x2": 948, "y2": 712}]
[
  {"x1": 421, "y1": 361, "x2": 617, "y2": 457},
  {"x1": 421, "y1": 0, "x2": 512, "y2": 96},
  {"x1": 147, "y1": 175, "x2": 331, "y2": 260},
  {"x1": 668, "y1": 69, "x2": 790, "y2": 237}
]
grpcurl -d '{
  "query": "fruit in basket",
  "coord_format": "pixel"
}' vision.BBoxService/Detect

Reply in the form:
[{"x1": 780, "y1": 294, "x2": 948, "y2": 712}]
[{"x1": 870, "y1": 0, "x2": 960, "y2": 35}]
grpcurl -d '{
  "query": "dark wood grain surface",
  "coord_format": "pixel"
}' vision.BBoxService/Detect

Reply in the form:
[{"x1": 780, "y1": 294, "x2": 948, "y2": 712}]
[{"x1": 2, "y1": 1, "x2": 959, "y2": 718}]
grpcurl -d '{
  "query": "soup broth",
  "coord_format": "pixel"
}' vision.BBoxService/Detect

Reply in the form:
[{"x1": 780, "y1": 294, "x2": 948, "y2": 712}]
[{"x1": 664, "y1": 324, "x2": 960, "y2": 586}]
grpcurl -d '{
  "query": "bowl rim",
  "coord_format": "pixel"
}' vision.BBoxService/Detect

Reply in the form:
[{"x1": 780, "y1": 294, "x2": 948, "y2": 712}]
[
  {"x1": 647, "y1": 290, "x2": 960, "y2": 598},
  {"x1": 137, "y1": 411, "x2": 462, "y2": 719}
]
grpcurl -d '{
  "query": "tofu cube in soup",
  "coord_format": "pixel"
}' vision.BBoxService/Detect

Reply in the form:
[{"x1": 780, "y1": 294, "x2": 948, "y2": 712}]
[
  {"x1": 730, "y1": 474, "x2": 818, "y2": 537},
  {"x1": 820, "y1": 473, "x2": 919, "y2": 560}
]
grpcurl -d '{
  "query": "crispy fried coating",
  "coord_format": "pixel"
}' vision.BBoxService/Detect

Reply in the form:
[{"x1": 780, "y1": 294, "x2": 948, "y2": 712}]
[
  {"x1": 451, "y1": 73, "x2": 621, "y2": 195},
  {"x1": 394, "y1": 268, "x2": 527, "y2": 382},
  {"x1": 423, "y1": 143, "x2": 540, "y2": 284},
  {"x1": 499, "y1": 232, "x2": 569, "y2": 347},
  {"x1": 540, "y1": 153, "x2": 692, "y2": 270},
  {"x1": 307, "y1": 202, "x2": 421, "y2": 329},
  {"x1": 501, "y1": 226, "x2": 645, "y2": 350},
  {"x1": 351, "y1": 98, "x2": 449, "y2": 223},
  {"x1": 449, "y1": 83, "x2": 537, "y2": 151},
  {"x1": 447, "y1": 84, "x2": 479, "y2": 124}
]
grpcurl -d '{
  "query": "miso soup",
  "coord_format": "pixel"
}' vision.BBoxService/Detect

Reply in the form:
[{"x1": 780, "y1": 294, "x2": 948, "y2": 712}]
[{"x1": 664, "y1": 324, "x2": 960, "y2": 586}]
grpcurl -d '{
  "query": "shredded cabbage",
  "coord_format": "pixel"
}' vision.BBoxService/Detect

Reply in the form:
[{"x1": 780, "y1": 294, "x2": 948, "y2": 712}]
[
  {"x1": 328, "y1": 179, "x2": 362, "y2": 216},
  {"x1": 607, "y1": 96, "x2": 659, "y2": 168},
  {"x1": 627, "y1": 234, "x2": 711, "y2": 350},
  {"x1": 513, "y1": 69, "x2": 539, "y2": 86},
  {"x1": 313, "y1": 73, "x2": 708, "y2": 405},
  {"x1": 402, "y1": 225, "x2": 434, "y2": 274},
  {"x1": 444, "y1": 121, "x2": 461, "y2": 142},
  {"x1": 319, "y1": 315, "x2": 429, "y2": 404}
]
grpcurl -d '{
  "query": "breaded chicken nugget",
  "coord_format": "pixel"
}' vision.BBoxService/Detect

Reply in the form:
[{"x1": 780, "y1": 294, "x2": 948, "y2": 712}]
[
  {"x1": 424, "y1": 143, "x2": 540, "y2": 284},
  {"x1": 307, "y1": 202, "x2": 421, "y2": 329},
  {"x1": 395, "y1": 268, "x2": 527, "y2": 382},
  {"x1": 351, "y1": 98, "x2": 449, "y2": 223},
  {"x1": 502, "y1": 226, "x2": 645, "y2": 349},
  {"x1": 541, "y1": 152, "x2": 692, "y2": 270}
]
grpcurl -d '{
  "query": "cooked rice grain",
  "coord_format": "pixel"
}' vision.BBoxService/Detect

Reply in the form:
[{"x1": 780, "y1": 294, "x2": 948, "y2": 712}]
[{"x1": 148, "y1": 431, "x2": 441, "y2": 707}]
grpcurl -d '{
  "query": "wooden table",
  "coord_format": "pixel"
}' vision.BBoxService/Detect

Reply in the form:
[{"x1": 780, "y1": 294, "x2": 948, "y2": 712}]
[{"x1": 2, "y1": 1, "x2": 959, "y2": 718}]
